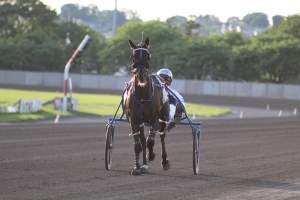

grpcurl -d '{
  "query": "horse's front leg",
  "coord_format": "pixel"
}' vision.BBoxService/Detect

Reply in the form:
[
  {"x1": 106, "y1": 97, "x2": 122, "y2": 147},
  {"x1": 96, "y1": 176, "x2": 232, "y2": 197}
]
[
  {"x1": 160, "y1": 131, "x2": 170, "y2": 170},
  {"x1": 139, "y1": 125, "x2": 149, "y2": 173},
  {"x1": 146, "y1": 127, "x2": 156, "y2": 161},
  {"x1": 131, "y1": 127, "x2": 142, "y2": 175}
]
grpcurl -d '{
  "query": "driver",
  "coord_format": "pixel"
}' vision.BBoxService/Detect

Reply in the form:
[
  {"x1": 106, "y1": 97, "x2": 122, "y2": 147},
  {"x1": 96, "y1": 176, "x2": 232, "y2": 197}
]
[{"x1": 156, "y1": 68, "x2": 185, "y2": 130}]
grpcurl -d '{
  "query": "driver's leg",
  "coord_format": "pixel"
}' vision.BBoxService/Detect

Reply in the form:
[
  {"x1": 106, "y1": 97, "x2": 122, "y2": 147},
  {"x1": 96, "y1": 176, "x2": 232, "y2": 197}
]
[
  {"x1": 169, "y1": 103, "x2": 176, "y2": 122},
  {"x1": 167, "y1": 94, "x2": 177, "y2": 131}
]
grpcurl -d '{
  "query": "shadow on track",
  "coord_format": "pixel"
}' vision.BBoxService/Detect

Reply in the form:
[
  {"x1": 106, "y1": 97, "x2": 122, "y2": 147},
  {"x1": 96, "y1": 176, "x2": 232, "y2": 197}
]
[{"x1": 108, "y1": 168, "x2": 300, "y2": 192}]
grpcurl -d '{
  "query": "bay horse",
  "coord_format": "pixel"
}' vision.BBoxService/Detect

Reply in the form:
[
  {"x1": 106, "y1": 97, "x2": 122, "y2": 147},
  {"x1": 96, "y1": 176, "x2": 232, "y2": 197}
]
[{"x1": 124, "y1": 38, "x2": 170, "y2": 175}]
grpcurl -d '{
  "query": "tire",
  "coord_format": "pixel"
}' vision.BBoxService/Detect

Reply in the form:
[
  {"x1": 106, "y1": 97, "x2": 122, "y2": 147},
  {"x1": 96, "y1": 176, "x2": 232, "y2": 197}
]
[
  {"x1": 192, "y1": 130, "x2": 200, "y2": 175},
  {"x1": 105, "y1": 124, "x2": 114, "y2": 170}
]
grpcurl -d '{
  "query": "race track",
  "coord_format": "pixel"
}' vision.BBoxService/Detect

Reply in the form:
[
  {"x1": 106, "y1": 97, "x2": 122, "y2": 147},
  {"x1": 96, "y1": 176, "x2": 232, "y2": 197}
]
[{"x1": 1, "y1": 116, "x2": 300, "y2": 200}]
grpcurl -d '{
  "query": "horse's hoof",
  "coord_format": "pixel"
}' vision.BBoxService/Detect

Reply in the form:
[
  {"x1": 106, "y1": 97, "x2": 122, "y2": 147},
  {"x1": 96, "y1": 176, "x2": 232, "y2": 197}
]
[
  {"x1": 131, "y1": 168, "x2": 142, "y2": 176},
  {"x1": 162, "y1": 159, "x2": 170, "y2": 170},
  {"x1": 147, "y1": 152, "x2": 155, "y2": 161},
  {"x1": 141, "y1": 165, "x2": 149, "y2": 174}
]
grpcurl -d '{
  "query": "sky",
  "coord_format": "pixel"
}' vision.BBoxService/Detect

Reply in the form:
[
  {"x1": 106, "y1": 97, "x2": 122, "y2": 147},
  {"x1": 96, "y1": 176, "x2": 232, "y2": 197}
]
[{"x1": 41, "y1": 0, "x2": 300, "y2": 22}]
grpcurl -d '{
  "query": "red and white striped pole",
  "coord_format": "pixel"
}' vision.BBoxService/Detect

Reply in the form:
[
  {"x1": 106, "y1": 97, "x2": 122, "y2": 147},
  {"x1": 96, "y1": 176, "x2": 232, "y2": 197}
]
[{"x1": 63, "y1": 35, "x2": 91, "y2": 112}]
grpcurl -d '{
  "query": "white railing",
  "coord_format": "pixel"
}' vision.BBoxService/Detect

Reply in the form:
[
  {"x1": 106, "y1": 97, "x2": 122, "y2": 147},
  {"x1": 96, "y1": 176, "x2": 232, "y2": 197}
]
[{"x1": 0, "y1": 69, "x2": 299, "y2": 100}]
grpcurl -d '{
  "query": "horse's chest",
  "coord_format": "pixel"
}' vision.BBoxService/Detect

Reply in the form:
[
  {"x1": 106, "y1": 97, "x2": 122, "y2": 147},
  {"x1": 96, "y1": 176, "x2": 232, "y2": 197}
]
[{"x1": 135, "y1": 100, "x2": 153, "y2": 115}]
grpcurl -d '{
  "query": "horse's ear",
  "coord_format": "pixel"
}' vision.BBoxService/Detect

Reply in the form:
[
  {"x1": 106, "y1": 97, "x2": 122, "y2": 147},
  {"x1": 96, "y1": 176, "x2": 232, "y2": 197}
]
[
  {"x1": 144, "y1": 37, "x2": 150, "y2": 48},
  {"x1": 128, "y1": 40, "x2": 136, "y2": 49}
]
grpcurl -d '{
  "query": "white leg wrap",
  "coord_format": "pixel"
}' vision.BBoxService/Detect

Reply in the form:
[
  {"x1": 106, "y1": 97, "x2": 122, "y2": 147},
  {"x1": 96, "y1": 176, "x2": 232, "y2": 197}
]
[
  {"x1": 141, "y1": 164, "x2": 149, "y2": 169},
  {"x1": 129, "y1": 131, "x2": 140, "y2": 136},
  {"x1": 159, "y1": 131, "x2": 166, "y2": 136}
]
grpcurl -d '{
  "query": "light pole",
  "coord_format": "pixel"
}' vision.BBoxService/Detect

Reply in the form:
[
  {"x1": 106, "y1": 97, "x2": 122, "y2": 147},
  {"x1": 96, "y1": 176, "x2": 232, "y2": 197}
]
[{"x1": 112, "y1": 0, "x2": 117, "y2": 34}]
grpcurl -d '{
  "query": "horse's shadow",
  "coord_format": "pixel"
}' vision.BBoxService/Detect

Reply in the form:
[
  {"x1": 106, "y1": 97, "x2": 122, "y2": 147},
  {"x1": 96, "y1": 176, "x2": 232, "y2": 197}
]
[
  {"x1": 167, "y1": 172, "x2": 300, "y2": 192},
  {"x1": 108, "y1": 169, "x2": 300, "y2": 192}
]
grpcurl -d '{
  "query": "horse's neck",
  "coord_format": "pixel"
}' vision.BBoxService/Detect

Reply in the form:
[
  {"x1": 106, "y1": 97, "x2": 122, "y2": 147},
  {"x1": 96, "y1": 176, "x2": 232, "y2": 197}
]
[{"x1": 134, "y1": 76, "x2": 152, "y2": 99}]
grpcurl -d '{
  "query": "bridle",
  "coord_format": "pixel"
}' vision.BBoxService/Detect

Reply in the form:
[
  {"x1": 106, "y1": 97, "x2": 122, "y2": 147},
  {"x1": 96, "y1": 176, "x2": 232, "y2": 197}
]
[
  {"x1": 130, "y1": 47, "x2": 151, "y2": 72},
  {"x1": 133, "y1": 48, "x2": 151, "y2": 58}
]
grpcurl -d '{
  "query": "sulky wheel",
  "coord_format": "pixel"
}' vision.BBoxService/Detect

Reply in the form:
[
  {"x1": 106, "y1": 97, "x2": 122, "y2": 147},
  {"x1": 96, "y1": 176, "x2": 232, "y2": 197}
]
[
  {"x1": 192, "y1": 127, "x2": 201, "y2": 175},
  {"x1": 105, "y1": 123, "x2": 114, "y2": 170}
]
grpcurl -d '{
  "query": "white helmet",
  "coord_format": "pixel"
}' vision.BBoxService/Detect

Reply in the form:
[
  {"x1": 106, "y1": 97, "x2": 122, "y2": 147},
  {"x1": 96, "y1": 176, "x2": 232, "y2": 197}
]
[{"x1": 157, "y1": 68, "x2": 173, "y2": 85}]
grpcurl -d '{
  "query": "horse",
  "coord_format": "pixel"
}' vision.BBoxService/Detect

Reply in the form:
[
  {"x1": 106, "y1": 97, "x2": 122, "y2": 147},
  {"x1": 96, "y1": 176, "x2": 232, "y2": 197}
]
[{"x1": 124, "y1": 38, "x2": 170, "y2": 175}]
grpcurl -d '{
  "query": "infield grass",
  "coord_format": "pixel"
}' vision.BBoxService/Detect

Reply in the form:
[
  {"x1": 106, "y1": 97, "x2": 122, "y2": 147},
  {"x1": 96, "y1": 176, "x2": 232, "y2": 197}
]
[{"x1": 0, "y1": 88, "x2": 230, "y2": 123}]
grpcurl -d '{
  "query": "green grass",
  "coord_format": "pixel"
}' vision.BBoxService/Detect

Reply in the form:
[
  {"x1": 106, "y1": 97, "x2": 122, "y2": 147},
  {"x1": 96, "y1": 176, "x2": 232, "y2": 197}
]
[
  {"x1": 0, "y1": 88, "x2": 230, "y2": 123},
  {"x1": 185, "y1": 103, "x2": 230, "y2": 117}
]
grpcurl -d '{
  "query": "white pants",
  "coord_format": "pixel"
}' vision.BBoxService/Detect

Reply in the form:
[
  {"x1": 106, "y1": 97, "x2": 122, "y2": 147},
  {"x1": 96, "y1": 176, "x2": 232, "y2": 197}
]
[{"x1": 168, "y1": 88, "x2": 185, "y2": 122}]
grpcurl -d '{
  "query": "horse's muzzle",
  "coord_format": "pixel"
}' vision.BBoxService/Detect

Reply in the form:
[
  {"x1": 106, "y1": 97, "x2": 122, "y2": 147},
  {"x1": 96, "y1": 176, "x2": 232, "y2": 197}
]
[{"x1": 136, "y1": 67, "x2": 148, "y2": 84}]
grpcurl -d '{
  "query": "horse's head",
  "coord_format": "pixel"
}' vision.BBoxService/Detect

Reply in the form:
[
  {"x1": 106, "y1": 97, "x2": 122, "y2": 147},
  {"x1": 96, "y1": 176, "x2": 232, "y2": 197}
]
[{"x1": 129, "y1": 38, "x2": 151, "y2": 86}]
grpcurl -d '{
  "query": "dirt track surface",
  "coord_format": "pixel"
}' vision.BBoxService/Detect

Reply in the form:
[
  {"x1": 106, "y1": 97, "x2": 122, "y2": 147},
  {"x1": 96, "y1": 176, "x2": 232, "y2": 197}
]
[{"x1": 1, "y1": 116, "x2": 300, "y2": 200}]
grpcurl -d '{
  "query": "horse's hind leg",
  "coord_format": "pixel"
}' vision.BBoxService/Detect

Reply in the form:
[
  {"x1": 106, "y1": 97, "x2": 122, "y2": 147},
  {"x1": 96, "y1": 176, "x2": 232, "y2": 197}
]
[
  {"x1": 160, "y1": 131, "x2": 170, "y2": 170},
  {"x1": 146, "y1": 128, "x2": 156, "y2": 161}
]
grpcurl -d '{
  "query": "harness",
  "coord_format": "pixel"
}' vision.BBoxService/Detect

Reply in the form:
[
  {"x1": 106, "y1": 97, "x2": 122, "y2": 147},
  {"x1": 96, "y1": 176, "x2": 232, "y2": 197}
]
[
  {"x1": 132, "y1": 76, "x2": 158, "y2": 121},
  {"x1": 125, "y1": 75, "x2": 166, "y2": 130},
  {"x1": 126, "y1": 45, "x2": 168, "y2": 135}
]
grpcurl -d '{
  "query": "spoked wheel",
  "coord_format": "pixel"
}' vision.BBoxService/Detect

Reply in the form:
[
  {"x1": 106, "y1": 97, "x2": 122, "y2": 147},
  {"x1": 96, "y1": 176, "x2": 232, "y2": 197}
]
[
  {"x1": 192, "y1": 128, "x2": 201, "y2": 175},
  {"x1": 105, "y1": 123, "x2": 114, "y2": 170}
]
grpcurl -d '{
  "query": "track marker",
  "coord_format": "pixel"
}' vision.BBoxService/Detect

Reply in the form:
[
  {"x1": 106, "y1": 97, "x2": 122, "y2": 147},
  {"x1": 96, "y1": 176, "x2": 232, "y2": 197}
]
[
  {"x1": 266, "y1": 104, "x2": 270, "y2": 110},
  {"x1": 278, "y1": 110, "x2": 282, "y2": 117},
  {"x1": 239, "y1": 111, "x2": 244, "y2": 119},
  {"x1": 293, "y1": 108, "x2": 297, "y2": 115},
  {"x1": 192, "y1": 113, "x2": 196, "y2": 120},
  {"x1": 54, "y1": 114, "x2": 60, "y2": 123}
]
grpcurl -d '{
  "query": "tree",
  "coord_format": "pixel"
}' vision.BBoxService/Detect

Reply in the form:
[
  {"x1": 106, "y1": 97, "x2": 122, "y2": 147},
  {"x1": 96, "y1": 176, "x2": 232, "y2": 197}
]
[
  {"x1": 210, "y1": 32, "x2": 252, "y2": 81},
  {"x1": 172, "y1": 37, "x2": 231, "y2": 80},
  {"x1": 100, "y1": 21, "x2": 185, "y2": 74},
  {"x1": 123, "y1": 9, "x2": 142, "y2": 22},
  {"x1": 257, "y1": 40, "x2": 300, "y2": 82},
  {"x1": 185, "y1": 17, "x2": 201, "y2": 36},
  {"x1": 278, "y1": 15, "x2": 300, "y2": 38},
  {"x1": 226, "y1": 17, "x2": 243, "y2": 31},
  {"x1": 54, "y1": 21, "x2": 106, "y2": 73},
  {"x1": 0, "y1": 1, "x2": 106, "y2": 73},
  {"x1": 60, "y1": 3, "x2": 127, "y2": 36},
  {"x1": 195, "y1": 15, "x2": 222, "y2": 36},
  {"x1": 166, "y1": 15, "x2": 201, "y2": 36},
  {"x1": 272, "y1": 15, "x2": 284, "y2": 28},
  {"x1": 221, "y1": 32, "x2": 249, "y2": 47},
  {"x1": 252, "y1": 23, "x2": 300, "y2": 82},
  {"x1": 243, "y1": 12, "x2": 270, "y2": 29},
  {"x1": 0, "y1": 30, "x2": 64, "y2": 71},
  {"x1": 0, "y1": 0, "x2": 57, "y2": 37},
  {"x1": 230, "y1": 45, "x2": 260, "y2": 81},
  {"x1": 166, "y1": 15, "x2": 188, "y2": 34},
  {"x1": 60, "y1": 3, "x2": 79, "y2": 21}
]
